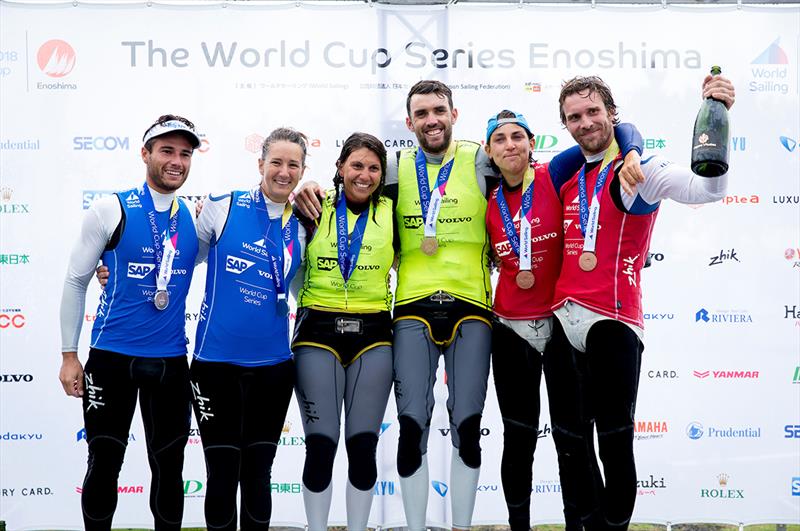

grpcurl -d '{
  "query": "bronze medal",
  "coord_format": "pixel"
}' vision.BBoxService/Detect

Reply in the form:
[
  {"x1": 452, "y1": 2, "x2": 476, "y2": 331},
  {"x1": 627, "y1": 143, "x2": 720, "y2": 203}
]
[
  {"x1": 579, "y1": 252, "x2": 597, "y2": 272},
  {"x1": 516, "y1": 270, "x2": 535, "y2": 290},
  {"x1": 421, "y1": 237, "x2": 438, "y2": 256}
]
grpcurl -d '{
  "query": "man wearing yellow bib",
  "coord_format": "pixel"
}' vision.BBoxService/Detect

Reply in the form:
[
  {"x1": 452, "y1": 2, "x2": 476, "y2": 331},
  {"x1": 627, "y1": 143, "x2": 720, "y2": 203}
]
[{"x1": 383, "y1": 80, "x2": 495, "y2": 531}]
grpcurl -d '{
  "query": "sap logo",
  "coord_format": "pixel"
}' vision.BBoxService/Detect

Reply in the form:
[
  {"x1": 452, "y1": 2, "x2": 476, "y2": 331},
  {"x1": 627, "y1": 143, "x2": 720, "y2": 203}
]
[
  {"x1": 127, "y1": 262, "x2": 155, "y2": 279},
  {"x1": 0, "y1": 374, "x2": 33, "y2": 383},
  {"x1": 403, "y1": 215, "x2": 424, "y2": 229},
  {"x1": 374, "y1": 481, "x2": 395, "y2": 495},
  {"x1": 184, "y1": 480, "x2": 204, "y2": 496},
  {"x1": 317, "y1": 257, "x2": 339, "y2": 272},
  {"x1": 379, "y1": 422, "x2": 392, "y2": 435},
  {"x1": 494, "y1": 241, "x2": 514, "y2": 258},
  {"x1": 647, "y1": 369, "x2": 678, "y2": 379},
  {"x1": 431, "y1": 481, "x2": 448, "y2": 497},
  {"x1": 784, "y1": 425, "x2": 800, "y2": 438},
  {"x1": 73, "y1": 136, "x2": 130, "y2": 151},
  {"x1": 226, "y1": 256, "x2": 255, "y2": 274},
  {"x1": 780, "y1": 136, "x2": 798, "y2": 153},
  {"x1": 82, "y1": 190, "x2": 115, "y2": 209},
  {"x1": 476, "y1": 484, "x2": 498, "y2": 492},
  {"x1": 686, "y1": 422, "x2": 704, "y2": 440},
  {"x1": 792, "y1": 477, "x2": 800, "y2": 496}
]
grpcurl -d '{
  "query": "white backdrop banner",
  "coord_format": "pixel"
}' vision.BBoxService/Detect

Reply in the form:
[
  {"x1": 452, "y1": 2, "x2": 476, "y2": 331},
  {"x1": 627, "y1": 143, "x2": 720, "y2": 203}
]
[{"x1": 0, "y1": 1, "x2": 799, "y2": 529}]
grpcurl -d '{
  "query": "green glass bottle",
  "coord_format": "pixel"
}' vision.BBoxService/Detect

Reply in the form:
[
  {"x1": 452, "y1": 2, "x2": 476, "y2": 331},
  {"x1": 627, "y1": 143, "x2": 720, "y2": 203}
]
[{"x1": 691, "y1": 65, "x2": 730, "y2": 177}]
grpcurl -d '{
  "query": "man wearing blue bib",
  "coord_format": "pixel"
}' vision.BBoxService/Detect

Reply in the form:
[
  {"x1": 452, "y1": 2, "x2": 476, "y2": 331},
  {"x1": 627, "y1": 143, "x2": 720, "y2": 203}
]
[{"x1": 59, "y1": 115, "x2": 201, "y2": 531}]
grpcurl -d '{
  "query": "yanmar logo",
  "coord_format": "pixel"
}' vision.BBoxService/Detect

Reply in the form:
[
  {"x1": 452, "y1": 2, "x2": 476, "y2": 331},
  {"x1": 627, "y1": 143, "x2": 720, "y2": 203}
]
[
  {"x1": 37, "y1": 40, "x2": 76, "y2": 78},
  {"x1": 692, "y1": 370, "x2": 759, "y2": 380}
]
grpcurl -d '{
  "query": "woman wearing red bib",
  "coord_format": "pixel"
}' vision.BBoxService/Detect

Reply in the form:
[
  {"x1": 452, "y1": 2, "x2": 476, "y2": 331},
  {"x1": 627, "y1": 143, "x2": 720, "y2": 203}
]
[{"x1": 484, "y1": 110, "x2": 643, "y2": 530}]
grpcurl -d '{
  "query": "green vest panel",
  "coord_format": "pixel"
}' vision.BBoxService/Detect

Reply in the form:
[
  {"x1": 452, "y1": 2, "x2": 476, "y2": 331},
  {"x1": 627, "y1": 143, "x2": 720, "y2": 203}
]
[
  {"x1": 298, "y1": 191, "x2": 394, "y2": 313},
  {"x1": 395, "y1": 141, "x2": 491, "y2": 308}
]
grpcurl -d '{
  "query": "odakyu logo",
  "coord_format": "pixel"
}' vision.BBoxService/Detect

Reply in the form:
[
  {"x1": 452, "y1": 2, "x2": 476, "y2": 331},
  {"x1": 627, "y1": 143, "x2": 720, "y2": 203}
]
[
  {"x1": 373, "y1": 480, "x2": 395, "y2": 496},
  {"x1": 0, "y1": 431, "x2": 43, "y2": 441},
  {"x1": 686, "y1": 421, "x2": 704, "y2": 440},
  {"x1": 432, "y1": 480, "x2": 449, "y2": 497},
  {"x1": 37, "y1": 39, "x2": 76, "y2": 78},
  {"x1": 749, "y1": 37, "x2": 790, "y2": 95}
]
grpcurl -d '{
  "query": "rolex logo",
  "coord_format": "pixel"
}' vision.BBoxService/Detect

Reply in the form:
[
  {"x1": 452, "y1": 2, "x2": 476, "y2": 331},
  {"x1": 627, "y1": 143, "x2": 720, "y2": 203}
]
[
  {"x1": 282, "y1": 421, "x2": 292, "y2": 433},
  {"x1": 1, "y1": 187, "x2": 12, "y2": 202},
  {"x1": 718, "y1": 473, "x2": 729, "y2": 486}
]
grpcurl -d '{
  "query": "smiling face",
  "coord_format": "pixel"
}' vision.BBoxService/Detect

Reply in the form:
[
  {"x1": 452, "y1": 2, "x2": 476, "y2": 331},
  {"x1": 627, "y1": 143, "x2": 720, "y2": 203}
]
[
  {"x1": 562, "y1": 89, "x2": 615, "y2": 156},
  {"x1": 339, "y1": 147, "x2": 383, "y2": 205},
  {"x1": 257, "y1": 140, "x2": 305, "y2": 203},
  {"x1": 484, "y1": 123, "x2": 534, "y2": 185},
  {"x1": 141, "y1": 133, "x2": 194, "y2": 193},
  {"x1": 406, "y1": 92, "x2": 458, "y2": 155}
]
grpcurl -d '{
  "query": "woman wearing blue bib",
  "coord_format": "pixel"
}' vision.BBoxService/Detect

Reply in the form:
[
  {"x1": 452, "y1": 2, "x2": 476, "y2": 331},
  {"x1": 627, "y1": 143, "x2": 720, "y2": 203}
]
[
  {"x1": 190, "y1": 128, "x2": 308, "y2": 531},
  {"x1": 292, "y1": 133, "x2": 395, "y2": 531}
]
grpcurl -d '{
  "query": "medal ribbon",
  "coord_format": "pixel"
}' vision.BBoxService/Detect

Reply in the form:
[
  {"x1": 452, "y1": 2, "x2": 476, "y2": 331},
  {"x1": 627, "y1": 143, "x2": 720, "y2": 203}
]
[
  {"x1": 254, "y1": 189, "x2": 294, "y2": 303},
  {"x1": 578, "y1": 139, "x2": 620, "y2": 254},
  {"x1": 139, "y1": 184, "x2": 180, "y2": 296},
  {"x1": 335, "y1": 192, "x2": 370, "y2": 284},
  {"x1": 495, "y1": 166, "x2": 536, "y2": 271},
  {"x1": 415, "y1": 143, "x2": 457, "y2": 238}
]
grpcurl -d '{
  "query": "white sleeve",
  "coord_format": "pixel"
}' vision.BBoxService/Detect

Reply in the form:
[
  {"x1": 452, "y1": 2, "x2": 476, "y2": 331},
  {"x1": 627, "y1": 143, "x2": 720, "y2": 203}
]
[
  {"x1": 59, "y1": 197, "x2": 120, "y2": 352},
  {"x1": 620, "y1": 155, "x2": 729, "y2": 211},
  {"x1": 195, "y1": 193, "x2": 232, "y2": 265},
  {"x1": 289, "y1": 224, "x2": 308, "y2": 301}
]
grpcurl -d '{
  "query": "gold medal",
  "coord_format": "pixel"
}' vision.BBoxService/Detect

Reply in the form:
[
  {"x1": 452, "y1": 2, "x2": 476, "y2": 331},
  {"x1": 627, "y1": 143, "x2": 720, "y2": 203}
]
[
  {"x1": 421, "y1": 237, "x2": 438, "y2": 256},
  {"x1": 516, "y1": 270, "x2": 535, "y2": 290},
  {"x1": 579, "y1": 252, "x2": 597, "y2": 272}
]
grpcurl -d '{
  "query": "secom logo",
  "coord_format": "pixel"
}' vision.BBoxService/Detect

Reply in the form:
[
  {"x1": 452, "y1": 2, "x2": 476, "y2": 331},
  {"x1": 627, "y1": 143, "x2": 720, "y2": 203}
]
[{"x1": 37, "y1": 40, "x2": 76, "y2": 78}]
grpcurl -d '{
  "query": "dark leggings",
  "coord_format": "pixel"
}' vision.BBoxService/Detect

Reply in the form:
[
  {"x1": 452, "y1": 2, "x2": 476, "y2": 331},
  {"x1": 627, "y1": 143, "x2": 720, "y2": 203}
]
[
  {"x1": 189, "y1": 358, "x2": 294, "y2": 531},
  {"x1": 81, "y1": 349, "x2": 191, "y2": 531},
  {"x1": 544, "y1": 318, "x2": 643, "y2": 531}
]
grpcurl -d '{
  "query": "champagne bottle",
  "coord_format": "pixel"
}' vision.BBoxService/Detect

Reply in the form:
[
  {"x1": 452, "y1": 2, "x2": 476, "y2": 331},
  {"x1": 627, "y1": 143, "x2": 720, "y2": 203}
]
[{"x1": 691, "y1": 65, "x2": 730, "y2": 177}]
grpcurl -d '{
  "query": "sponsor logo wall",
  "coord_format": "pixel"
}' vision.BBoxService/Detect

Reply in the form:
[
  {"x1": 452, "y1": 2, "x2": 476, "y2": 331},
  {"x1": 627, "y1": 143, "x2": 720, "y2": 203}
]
[{"x1": 0, "y1": 2, "x2": 798, "y2": 529}]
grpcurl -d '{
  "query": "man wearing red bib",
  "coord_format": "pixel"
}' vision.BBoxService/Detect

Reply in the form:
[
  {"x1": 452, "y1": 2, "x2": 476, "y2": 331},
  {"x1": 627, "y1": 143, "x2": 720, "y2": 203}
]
[{"x1": 545, "y1": 75, "x2": 735, "y2": 530}]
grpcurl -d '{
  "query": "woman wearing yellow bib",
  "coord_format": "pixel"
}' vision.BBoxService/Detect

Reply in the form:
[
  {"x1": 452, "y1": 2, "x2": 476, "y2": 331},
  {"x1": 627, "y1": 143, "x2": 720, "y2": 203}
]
[{"x1": 292, "y1": 132, "x2": 395, "y2": 531}]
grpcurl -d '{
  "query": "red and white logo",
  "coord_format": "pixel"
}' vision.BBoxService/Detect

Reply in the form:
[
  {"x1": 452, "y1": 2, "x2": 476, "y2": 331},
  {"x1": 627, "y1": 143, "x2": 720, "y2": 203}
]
[{"x1": 37, "y1": 40, "x2": 76, "y2": 78}]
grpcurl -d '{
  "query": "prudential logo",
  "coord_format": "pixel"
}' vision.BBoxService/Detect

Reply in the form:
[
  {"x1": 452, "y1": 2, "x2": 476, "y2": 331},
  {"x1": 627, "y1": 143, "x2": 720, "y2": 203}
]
[{"x1": 37, "y1": 40, "x2": 76, "y2": 78}]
